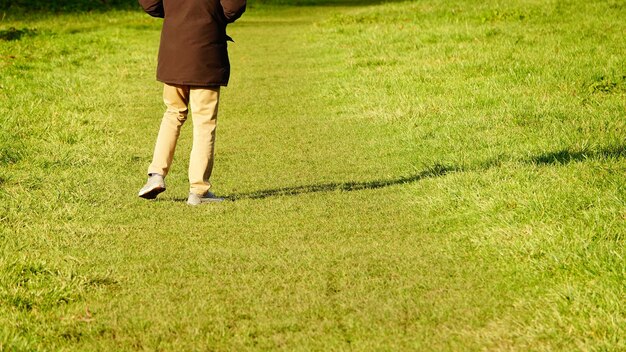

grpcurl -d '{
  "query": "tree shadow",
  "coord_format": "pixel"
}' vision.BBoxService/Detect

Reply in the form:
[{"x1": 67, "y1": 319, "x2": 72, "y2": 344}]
[
  {"x1": 0, "y1": 28, "x2": 37, "y2": 41},
  {"x1": 249, "y1": 0, "x2": 409, "y2": 7},
  {"x1": 1, "y1": 0, "x2": 405, "y2": 14},
  {"x1": 0, "y1": 2, "x2": 137, "y2": 13}
]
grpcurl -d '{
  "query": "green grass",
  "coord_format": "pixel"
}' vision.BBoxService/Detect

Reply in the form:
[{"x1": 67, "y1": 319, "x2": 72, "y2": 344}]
[{"x1": 1, "y1": 0, "x2": 625, "y2": 350}]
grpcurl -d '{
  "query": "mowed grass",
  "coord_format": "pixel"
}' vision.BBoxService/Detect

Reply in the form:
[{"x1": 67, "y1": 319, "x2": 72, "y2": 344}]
[{"x1": 0, "y1": 0, "x2": 625, "y2": 350}]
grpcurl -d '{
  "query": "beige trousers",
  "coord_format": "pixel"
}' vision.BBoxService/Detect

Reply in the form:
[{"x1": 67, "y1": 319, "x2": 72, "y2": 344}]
[{"x1": 147, "y1": 83, "x2": 220, "y2": 195}]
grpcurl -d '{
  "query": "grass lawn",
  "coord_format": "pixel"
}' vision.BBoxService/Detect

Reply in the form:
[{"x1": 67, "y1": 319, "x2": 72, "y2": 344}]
[{"x1": 0, "y1": 0, "x2": 624, "y2": 350}]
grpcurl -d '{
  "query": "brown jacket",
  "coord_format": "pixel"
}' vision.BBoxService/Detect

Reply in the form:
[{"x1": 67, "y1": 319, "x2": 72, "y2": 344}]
[{"x1": 138, "y1": 0, "x2": 246, "y2": 86}]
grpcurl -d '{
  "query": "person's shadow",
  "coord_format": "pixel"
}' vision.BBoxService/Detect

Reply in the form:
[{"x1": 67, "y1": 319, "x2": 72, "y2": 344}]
[
  {"x1": 223, "y1": 144, "x2": 625, "y2": 201},
  {"x1": 226, "y1": 163, "x2": 457, "y2": 201},
  {"x1": 162, "y1": 144, "x2": 624, "y2": 202}
]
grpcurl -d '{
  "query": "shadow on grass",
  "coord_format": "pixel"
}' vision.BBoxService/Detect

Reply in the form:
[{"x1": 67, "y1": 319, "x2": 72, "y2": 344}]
[
  {"x1": 158, "y1": 144, "x2": 624, "y2": 203},
  {"x1": 223, "y1": 144, "x2": 625, "y2": 201},
  {"x1": 226, "y1": 163, "x2": 458, "y2": 201},
  {"x1": 0, "y1": 28, "x2": 37, "y2": 41},
  {"x1": 1, "y1": 0, "x2": 403, "y2": 14},
  {"x1": 0, "y1": 0, "x2": 158, "y2": 13},
  {"x1": 530, "y1": 145, "x2": 626, "y2": 165},
  {"x1": 249, "y1": 0, "x2": 408, "y2": 7}
]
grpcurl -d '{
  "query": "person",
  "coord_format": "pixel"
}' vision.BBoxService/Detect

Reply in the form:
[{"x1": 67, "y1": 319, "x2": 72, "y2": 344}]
[{"x1": 137, "y1": 0, "x2": 246, "y2": 205}]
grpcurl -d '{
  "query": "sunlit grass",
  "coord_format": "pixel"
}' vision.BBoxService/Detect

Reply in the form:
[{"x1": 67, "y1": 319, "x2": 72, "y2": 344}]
[{"x1": 0, "y1": 1, "x2": 624, "y2": 350}]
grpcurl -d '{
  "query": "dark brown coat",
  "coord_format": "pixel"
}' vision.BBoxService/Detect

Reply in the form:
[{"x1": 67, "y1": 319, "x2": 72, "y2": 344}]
[{"x1": 138, "y1": 0, "x2": 246, "y2": 86}]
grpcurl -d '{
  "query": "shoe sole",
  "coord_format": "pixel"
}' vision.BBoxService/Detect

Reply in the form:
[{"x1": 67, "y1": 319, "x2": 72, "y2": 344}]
[{"x1": 138, "y1": 186, "x2": 166, "y2": 200}]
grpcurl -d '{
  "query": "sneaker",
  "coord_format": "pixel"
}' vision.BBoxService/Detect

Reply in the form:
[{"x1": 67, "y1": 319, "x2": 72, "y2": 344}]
[
  {"x1": 187, "y1": 191, "x2": 224, "y2": 205},
  {"x1": 138, "y1": 174, "x2": 166, "y2": 199}
]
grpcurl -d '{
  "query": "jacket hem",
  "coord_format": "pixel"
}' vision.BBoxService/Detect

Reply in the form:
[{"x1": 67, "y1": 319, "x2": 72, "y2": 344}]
[{"x1": 157, "y1": 78, "x2": 228, "y2": 87}]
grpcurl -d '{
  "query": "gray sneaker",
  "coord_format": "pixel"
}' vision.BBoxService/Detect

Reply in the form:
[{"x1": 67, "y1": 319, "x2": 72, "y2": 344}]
[
  {"x1": 187, "y1": 191, "x2": 224, "y2": 205},
  {"x1": 138, "y1": 174, "x2": 166, "y2": 199}
]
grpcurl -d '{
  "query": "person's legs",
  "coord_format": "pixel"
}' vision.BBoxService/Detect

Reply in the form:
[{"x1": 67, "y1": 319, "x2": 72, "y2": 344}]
[
  {"x1": 147, "y1": 84, "x2": 190, "y2": 177},
  {"x1": 188, "y1": 87, "x2": 220, "y2": 195}
]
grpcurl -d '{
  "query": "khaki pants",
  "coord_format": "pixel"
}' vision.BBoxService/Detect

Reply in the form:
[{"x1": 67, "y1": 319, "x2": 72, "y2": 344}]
[{"x1": 147, "y1": 83, "x2": 220, "y2": 195}]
